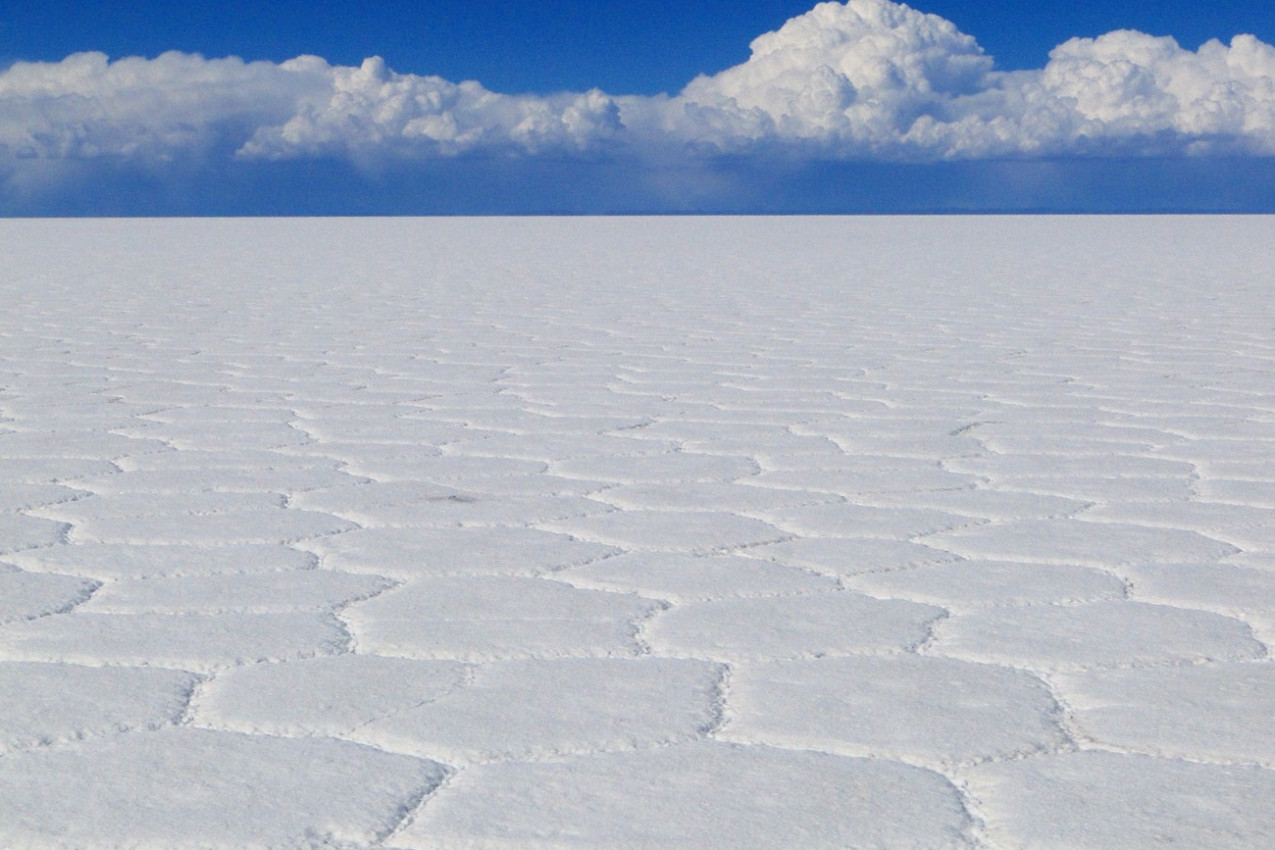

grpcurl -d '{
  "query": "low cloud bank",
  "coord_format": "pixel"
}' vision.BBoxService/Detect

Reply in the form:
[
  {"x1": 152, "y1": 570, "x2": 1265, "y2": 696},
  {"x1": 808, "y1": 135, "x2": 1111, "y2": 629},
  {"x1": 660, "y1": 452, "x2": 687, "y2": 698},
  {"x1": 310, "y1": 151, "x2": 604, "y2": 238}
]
[{"x1": 3, "y1": 0, "x2": 1274, "y2": 207}]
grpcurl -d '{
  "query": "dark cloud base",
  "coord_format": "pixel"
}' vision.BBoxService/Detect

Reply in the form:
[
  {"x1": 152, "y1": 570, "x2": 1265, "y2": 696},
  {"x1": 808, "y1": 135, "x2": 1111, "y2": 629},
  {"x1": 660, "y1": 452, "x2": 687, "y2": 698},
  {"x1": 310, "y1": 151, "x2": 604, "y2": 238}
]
[{"x1": 8, "y1": 156, "x2": 1275, "y2": 216}]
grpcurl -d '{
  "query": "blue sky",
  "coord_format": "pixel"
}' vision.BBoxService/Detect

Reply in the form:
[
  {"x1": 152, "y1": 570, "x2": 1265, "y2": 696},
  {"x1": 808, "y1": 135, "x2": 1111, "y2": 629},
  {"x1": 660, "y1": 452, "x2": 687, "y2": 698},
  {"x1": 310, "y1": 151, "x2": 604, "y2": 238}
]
[
  {"x1": 3, "y1": 0, "x2": 1275, "y2": 214},
  {"x1": 6, "y1": 1, "x2": 1273, "y2": 93}
]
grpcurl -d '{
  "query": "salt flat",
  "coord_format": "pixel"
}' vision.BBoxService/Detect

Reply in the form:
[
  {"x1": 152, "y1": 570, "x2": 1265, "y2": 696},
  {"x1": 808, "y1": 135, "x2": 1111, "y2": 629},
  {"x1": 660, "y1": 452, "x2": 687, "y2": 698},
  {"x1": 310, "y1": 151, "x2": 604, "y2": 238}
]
[{"x1": 1, "y1": 216, "x2": 1273, "y2": 849}]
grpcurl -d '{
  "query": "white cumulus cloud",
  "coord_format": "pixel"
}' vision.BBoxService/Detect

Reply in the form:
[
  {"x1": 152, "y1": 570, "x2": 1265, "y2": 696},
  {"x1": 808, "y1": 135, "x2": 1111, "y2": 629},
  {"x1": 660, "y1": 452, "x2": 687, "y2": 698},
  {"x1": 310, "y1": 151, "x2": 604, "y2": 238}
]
[
  {"x1": 671, "y1": 0, "x2": 995, "y2": 153},
  {"x1": 1029, "y1": 30, "x2": 1275, "y2": 153},
  {"x1": 0, "y1": 51, "x2": 312, "y2": 162},
  {"x1": 0, "y1": 51, "x2": 623, "y2": 169},
  {"x1": 668, "y1": 0, "x2": 1275, "y2": 158},
  {"x1": 2, "y1": 0, "x2": 1274, "y2": 185},
  {"x1": 237, "y1": 56, "x2": 623, "y2": 161}
]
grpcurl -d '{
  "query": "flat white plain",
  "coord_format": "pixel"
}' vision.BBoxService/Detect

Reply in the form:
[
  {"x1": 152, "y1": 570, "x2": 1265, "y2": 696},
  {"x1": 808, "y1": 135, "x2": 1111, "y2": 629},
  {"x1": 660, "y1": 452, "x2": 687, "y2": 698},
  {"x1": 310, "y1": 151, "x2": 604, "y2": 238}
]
[{"x1": 1, "y1": 216, "x2": 1273, "y2": 849}]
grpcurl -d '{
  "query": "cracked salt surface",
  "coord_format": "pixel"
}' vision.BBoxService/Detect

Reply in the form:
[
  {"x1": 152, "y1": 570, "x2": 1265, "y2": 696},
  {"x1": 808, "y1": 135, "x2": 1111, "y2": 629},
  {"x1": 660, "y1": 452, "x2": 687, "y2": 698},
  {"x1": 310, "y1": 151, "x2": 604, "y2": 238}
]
[
  {"x1": 2, "y1": 215, "x2": 1275, "y2": 848},
  {"x1": 403, "y1": 741, "x2": 972, "y2": 850},
  {"x1": 0, "y1": 728, "x2": 446, "y2": 849},
  {"x1": 4, "y1": 541, "x2": 317, "y2": 578},
  {"x1": 307, "y1": 524, "x2": 619, "y2": 578}
]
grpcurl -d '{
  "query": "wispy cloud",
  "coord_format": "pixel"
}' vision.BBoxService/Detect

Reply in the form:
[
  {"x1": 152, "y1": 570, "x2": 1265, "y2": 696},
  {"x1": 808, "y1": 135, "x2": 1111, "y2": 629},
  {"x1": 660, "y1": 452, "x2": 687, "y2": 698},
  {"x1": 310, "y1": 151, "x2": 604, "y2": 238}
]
[{"x1": 3, "y1": 0, "x2": 1274, "y2": 208}]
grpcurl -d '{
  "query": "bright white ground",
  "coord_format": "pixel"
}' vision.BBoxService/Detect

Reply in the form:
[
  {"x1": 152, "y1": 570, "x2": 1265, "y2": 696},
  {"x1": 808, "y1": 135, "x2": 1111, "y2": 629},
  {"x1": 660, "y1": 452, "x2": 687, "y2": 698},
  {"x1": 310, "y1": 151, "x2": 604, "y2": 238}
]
[{"x1": 1, "y1": 216, "x2": 1273, "y2": 849}]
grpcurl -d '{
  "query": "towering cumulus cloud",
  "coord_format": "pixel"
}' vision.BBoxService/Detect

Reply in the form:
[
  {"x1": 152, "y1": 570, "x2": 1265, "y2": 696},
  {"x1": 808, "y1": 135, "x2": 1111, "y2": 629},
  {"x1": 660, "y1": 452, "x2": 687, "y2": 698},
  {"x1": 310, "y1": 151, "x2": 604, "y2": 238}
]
[
  {"x1": 672, "y1": 0, "x2": 996, "y2": 153},
  {"x1": 670, "y1": 0, "x2": 1275, "y2": 157},
  {"x1": 2, "y1": 0, "x2": 1274, "y2": 207},
  {"x1": 683, "y1": 1, "x2": 1275, "y2": 156}
]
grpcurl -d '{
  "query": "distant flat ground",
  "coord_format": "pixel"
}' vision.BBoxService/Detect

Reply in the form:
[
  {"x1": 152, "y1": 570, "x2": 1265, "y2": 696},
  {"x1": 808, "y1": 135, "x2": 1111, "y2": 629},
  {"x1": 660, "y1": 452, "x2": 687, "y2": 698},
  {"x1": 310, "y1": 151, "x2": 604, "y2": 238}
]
[{"x1": 1, "y1": 216, "x2": 1273, "y2": 849}]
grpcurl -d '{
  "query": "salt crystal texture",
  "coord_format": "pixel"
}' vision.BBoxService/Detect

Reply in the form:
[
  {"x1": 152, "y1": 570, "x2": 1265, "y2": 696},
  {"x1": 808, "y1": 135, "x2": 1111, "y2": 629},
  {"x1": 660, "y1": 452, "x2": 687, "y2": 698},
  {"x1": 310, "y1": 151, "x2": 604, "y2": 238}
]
[{"x1": 1, "y1": 215, "x2": 1273, "y2": 849}]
